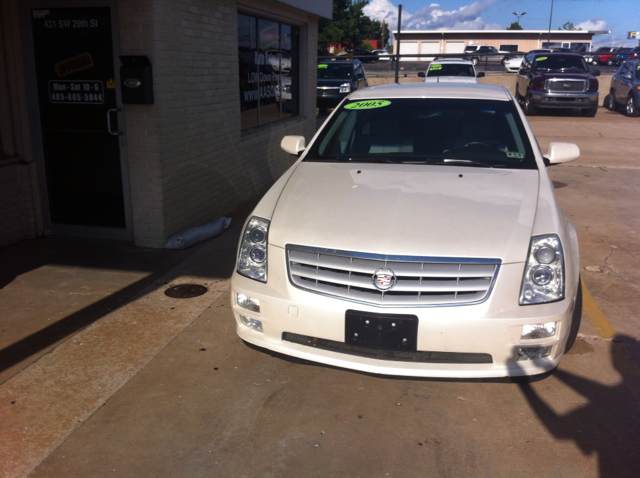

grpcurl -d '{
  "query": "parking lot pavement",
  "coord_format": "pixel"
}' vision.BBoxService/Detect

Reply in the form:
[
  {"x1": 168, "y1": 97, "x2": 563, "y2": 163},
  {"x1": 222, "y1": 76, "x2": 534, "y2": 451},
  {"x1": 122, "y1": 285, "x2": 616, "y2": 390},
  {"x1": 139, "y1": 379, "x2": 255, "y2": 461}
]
[{"x1": 2, "y1": 110, "x2": 640, "y2": 477}]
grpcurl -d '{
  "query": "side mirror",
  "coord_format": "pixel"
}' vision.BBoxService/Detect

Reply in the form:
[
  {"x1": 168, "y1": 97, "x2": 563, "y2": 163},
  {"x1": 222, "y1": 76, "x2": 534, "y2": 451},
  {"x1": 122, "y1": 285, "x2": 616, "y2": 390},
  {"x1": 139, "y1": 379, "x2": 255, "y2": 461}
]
[
  {"x1": 281, "y1": 135, "x2": 306, "y2": 156},
  {"x1": 476, "y1": 72, "x2": 485, "y2": 78},
  {"x1": 591, "y1": 69, "x2": 601, "y2": 77},
  {"x1": 417, "y1": 71, "x2": 425, "y2": 78},
  {"x1": 518, "y1": 68, "x2": 526, "y2": 75},
  {"x1": 543, "y1": 142, "x2": 580, "y2": 166}
]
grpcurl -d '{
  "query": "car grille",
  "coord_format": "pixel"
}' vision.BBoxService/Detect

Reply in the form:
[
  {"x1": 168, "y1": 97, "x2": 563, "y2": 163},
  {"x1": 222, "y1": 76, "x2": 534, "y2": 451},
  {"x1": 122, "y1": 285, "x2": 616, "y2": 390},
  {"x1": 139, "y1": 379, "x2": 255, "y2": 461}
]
[
  {"x1": 282, "y1": 332, "x2": 493, "y2": 364},
  {"x1": 286, "y1": 245, "x2": 500, "y2": 307},
  {"x1": 545, "y1": 79, "x2": 588, "y2": 93}
]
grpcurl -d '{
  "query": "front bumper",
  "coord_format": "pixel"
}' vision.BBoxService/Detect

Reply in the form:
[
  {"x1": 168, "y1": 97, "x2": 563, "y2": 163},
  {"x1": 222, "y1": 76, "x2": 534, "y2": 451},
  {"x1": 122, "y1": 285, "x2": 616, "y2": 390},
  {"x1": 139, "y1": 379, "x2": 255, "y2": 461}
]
[
  {"x1": 317, "y1": 89, "x2": 349, "y2": 108},
  {"x1": 530, "y1": 90, "x2": 598, "y2": 109},
  {"x1": 231, "y1": 246, "x2": 577, "y2": 378}
]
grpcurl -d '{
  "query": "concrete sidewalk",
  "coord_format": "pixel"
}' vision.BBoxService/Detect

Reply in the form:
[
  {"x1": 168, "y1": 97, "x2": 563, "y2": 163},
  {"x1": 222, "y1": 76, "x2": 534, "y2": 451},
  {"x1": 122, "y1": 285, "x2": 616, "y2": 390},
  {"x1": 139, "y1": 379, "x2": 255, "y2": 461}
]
[{"x1": 0, "y1": 204, "x2": 251, "y2": 477}]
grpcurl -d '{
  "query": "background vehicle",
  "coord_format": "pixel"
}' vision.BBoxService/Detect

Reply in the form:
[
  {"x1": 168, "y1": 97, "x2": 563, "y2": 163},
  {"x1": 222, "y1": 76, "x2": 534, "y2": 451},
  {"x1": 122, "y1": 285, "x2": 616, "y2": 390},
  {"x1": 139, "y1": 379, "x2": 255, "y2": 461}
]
[
  {"x1": 605, "y1": 59, "x2": 640, "y2": 117},
  {"x1": 372, "y1": 49, "x2": 390, "y2": 60},
  {"x1": 418, "y1": 59, "x2": 484, "y2": 83},
  {"x1": 611, "y1": 48, "x2": 634, "y2": 66},
  {"x1": 593, "y1": 47, "x2": 619, "y2": 66},
  {"x1": 503, "y1": 50, "x2": 555, "y2": 73},
  {"x1": 316, "y1": 59, "x2": 368, "y2": 109},
  {"x1": 351, "y1": 49, "x2": 379, "y2": 63},
  {"x1": 515, "y1": 52, "x2": 600, "y2": 117},
  {"x1": 232, "y1": 83, "x2": 582, "y2": 379},
  {"x1": 464, "y1": 45, "x2": 513, "y2": 65}
]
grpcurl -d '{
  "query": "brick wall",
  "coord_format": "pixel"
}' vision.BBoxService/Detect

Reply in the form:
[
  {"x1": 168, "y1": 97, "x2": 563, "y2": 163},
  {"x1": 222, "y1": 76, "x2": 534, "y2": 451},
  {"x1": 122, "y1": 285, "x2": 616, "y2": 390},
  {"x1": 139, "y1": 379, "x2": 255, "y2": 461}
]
[
  {"x1": 0, "y1": 161, "x2": 36, "y2": 247},
  {"x1": 119, "y1": 0, "x2": 320, "y2": 248}
]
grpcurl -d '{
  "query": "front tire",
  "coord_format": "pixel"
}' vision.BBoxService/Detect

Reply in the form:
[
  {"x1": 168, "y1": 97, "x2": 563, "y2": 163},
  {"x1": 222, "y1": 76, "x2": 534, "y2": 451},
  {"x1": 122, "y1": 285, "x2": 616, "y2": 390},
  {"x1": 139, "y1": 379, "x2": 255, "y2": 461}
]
[
  {"x1": 564, "y1": 279, "x2": 583, "y2": 354},
  {"x1": 626, "y1": 94, "x2": 640, "y2": 117},
  {"x1": 523, "y1": 92, "x2": 536, "y2": 116},
  {"x1": 581, "y1": 103, "x2": 598, "y2": 117},
  {"x1": 605, "y1": 91, "x2": 617, "y2": 111}
]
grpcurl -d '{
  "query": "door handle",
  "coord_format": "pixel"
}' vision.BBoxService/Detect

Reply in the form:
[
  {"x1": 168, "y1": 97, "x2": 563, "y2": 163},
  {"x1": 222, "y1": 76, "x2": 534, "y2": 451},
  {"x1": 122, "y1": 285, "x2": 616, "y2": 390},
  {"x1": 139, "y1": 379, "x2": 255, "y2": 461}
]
[{"x1": 107, "y1": 108, "x2": 121, "y2": 136}]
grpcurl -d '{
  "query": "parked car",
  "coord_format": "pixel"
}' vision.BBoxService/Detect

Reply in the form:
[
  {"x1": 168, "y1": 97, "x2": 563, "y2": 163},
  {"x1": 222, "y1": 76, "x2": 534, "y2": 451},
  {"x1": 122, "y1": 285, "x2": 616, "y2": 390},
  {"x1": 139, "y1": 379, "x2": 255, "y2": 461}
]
[
  {"x1": 464, "y1": 45, "x2": 514, "y2": 65},
  {"x1": 352, "y1": 49, "x2": 379, "y2": 63},
  {"x1": 611, "y1": 48, "x2": 634, "y2": 66},
  {"x1": 630, "y1": 47, "x2": 640, "y2": 59},
  {"x1": 605, "y1": 59, "x2": 640, "y2": 117},
  {"x1": 231, "y1": 82, "x2": 583, "y2": 379},
  {"x1": 316, "y1": 59, "x2": 368, "y2": 109},
  {"x1": 593, "y1": 47, "x2": 619, "y2": 66},
  {"x1": 504, "y1": 49, "x2": 554, "y2": 73},
  {"x1": 515, "y1": 52, "x2": 600, "y2": 117},
  {"x1": 418, "y1": 59, "x2": 484, "y2": 83},
  {"x1": 372, "y1": 49, "x2": 390, "y2": 60}
]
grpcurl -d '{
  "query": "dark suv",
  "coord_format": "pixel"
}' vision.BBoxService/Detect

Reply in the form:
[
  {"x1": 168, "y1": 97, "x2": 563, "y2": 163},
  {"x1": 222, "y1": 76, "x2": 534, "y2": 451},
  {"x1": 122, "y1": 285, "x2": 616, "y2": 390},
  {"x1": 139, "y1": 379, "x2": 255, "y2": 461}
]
[
  {"x1": 316, "y1": 59, "x2": 368, "y2": 109},
  {"x1": 515, "y1": 52, "x2": 600, "y2": 117}
]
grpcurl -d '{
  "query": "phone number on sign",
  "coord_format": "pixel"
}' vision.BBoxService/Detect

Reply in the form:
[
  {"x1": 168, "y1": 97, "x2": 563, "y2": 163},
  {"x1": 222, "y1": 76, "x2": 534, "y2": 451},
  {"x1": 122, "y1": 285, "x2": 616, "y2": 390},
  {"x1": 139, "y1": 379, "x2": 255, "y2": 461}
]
[{"x1": 50, "y1": 92, "x2": 104, "y2": 103}]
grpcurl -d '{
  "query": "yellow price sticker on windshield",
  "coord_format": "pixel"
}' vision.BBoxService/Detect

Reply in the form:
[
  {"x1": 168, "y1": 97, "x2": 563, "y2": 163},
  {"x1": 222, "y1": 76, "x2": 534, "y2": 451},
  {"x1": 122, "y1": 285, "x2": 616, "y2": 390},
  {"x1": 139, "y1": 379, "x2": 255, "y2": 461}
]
[
  {"x1": 536, "y1": 57, "x2": 548, "y2": 61},
  {"x1": 345, "y1": 100, "x2": 391, "y2": 110},
  {"x1": 317, "y1": 64, "x2": 328, "y2": 69},
  {"x1": 430, "y1": 64, "x2": 442, "y2": 70}
]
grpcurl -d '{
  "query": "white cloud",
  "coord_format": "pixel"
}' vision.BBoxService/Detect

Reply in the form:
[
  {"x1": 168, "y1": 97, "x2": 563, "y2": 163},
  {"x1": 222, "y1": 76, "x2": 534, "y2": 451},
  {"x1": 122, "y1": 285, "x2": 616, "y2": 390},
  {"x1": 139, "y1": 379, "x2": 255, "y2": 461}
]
[
  {"x1": 363, "y1": 0, "x2": 503, "y2": 32},
  {"x1": 575, "y1": 18, "x2": 609, "y2": 32}
]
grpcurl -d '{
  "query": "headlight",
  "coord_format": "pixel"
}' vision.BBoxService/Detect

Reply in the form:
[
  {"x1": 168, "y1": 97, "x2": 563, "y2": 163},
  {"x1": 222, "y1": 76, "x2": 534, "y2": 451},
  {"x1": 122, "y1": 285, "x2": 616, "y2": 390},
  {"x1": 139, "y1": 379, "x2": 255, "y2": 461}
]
[
  {"x1": 237, "y1": 216, "x2": 270, "y2": 282},
  {"x1": 520, "y1": 234, "x2": 564, "y2": 305},
  {"x1": 339, "y1": 83, "x2": 351, "y2": 93}
]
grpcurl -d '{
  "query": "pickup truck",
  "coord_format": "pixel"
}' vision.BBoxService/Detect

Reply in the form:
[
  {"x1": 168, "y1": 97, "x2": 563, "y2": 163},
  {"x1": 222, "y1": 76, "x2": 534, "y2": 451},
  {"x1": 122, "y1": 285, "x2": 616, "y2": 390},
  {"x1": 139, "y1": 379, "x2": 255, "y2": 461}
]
[{"x1": 463, "y1": 45, "x2": 514, "y2": 65}]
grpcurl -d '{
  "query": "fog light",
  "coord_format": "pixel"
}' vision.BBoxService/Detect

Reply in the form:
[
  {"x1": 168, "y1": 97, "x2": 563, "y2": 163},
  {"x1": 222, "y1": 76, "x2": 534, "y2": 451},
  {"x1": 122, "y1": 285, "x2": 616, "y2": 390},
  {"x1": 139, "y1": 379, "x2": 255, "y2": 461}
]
[
  {"x1": 239, "y1": 315, "x2": 263, "y2": 333},
  {"x1": 516, "y1": 346, "x2": 552, "y2": 361},
  {"x1": 521, "y1": 322, "x2": 556, "y2": 340},
  {"x1": 237, "y1": 293, "x2": 260, "y2": 313}
]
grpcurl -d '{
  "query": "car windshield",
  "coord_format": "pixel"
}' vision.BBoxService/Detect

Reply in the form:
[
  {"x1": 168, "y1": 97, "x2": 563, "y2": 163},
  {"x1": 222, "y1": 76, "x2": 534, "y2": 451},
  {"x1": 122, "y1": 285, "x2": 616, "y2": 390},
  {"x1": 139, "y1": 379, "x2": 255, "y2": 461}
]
[
  {"x1": 305, "y1": 98, "x2": 536, "y2": 169},
  {"x1": 532, "y1": 55, "x2": 588, "y2": 72},
  {"x1": 318, "y1": 64, "x2": 353, "y2": 79},
  {"x1": 427, "y1": 64, "x2": 475, "y2": 77}
]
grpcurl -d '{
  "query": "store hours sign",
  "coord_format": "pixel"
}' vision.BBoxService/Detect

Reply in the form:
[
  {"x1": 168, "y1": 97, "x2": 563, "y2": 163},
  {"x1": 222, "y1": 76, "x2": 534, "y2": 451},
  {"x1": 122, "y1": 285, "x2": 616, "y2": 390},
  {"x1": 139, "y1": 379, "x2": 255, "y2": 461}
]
[{"x1": 48, "y1": 80, "x2": 104, "y2": 104}]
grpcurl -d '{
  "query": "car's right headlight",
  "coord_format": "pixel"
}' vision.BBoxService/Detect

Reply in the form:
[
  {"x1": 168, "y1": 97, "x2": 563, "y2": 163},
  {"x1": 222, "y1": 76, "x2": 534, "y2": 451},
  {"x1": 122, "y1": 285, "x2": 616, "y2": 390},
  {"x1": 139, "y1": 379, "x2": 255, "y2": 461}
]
[
  {"x1": 237, "y1": 216, "x2": 270, "y2": 282},
  {"x1": 520, "y1": 234, "x2": 564, "y2": 305},
  {"x1": 339, "y1": 83, "x2": 352, "y2": 93}
]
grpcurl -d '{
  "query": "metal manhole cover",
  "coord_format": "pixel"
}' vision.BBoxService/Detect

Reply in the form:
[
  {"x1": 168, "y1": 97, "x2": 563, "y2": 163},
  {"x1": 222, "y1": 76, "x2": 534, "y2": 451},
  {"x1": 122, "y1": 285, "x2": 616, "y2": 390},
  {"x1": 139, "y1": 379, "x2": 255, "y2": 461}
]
[{"x1": 164, "y1": 284, "x2": 208, "y2": 299}]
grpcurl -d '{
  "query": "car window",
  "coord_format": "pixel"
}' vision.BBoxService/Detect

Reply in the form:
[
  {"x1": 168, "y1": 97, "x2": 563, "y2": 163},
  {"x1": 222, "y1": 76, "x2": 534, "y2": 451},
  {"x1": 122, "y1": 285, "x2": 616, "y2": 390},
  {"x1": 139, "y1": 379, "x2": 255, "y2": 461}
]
[
  {"x1": 636, "y1": 65, "x2": 640, "y2": 80},
  {"x1": 532, "y1": 55, "x2": 588, "y2": 72},
  {"x1": 427, "y1": 64, "x2": 475, "y2": 77},
  {"x1": 318, "y1": 64, "x2": 353, "y2": 79},
  {"x1": 306, "y1": 98, "x2": 537, "y2": 169}
]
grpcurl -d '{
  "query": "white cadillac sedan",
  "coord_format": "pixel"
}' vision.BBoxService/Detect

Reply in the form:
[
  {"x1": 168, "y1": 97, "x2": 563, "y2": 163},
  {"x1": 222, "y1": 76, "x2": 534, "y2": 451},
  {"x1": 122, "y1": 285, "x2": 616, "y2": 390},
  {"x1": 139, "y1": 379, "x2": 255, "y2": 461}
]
[{"x1": 231, "y1": 83, "x2": 582, "y2": 379}]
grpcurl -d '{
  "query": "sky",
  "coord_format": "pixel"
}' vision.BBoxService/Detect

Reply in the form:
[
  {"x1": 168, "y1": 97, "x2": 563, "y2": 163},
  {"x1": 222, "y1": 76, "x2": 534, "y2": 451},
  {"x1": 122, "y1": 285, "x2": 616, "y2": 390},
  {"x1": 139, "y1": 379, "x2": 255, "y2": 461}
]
[{"x1": 363, "y1": 0, "x2": 640, "y2": 48}]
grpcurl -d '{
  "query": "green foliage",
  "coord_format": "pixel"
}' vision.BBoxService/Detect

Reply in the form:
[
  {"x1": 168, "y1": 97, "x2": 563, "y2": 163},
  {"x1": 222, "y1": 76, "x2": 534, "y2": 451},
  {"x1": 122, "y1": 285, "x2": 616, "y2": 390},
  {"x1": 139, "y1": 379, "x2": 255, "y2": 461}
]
[
  {"x1": 318, "y1": 0, "x2": 389, "y2": 54},
  {"x1": 559, "y1": 22, "x2": 582, "y2": 31},
  {"x1": 507, "y1": 22, "x2": 523, "y2": 31}
]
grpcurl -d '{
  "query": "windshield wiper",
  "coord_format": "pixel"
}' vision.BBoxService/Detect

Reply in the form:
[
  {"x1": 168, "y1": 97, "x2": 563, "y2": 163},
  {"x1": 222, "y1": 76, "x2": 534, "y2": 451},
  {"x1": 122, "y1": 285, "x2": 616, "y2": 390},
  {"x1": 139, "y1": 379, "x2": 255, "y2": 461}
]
[
  {"x1": 435, "y1": 158, "x2": 495, "y2": 168},
  {"x1": 334, "y1": 156, "x2": 401, "y2": 163}
]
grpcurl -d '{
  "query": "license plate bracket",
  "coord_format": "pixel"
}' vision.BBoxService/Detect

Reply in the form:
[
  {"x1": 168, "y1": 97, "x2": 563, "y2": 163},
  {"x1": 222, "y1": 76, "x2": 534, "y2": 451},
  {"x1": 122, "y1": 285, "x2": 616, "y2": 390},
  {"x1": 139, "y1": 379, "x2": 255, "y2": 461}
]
[{"x1": 345, "y1": 310, "x2": 418, "y2": 352}]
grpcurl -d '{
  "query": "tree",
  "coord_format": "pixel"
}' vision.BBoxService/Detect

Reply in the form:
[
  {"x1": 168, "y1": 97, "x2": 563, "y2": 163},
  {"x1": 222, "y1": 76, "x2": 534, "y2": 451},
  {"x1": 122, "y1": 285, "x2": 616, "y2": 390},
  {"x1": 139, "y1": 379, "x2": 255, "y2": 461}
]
[
  {"x1": 559, "y1": 22, "x2": 582, "y2": 31},
  {"x1": 318, "y1": 0, "x2": 387, "y2": 54},
  {"x1": 507, "y1": 22, "x2": 523, "y2": 30}
]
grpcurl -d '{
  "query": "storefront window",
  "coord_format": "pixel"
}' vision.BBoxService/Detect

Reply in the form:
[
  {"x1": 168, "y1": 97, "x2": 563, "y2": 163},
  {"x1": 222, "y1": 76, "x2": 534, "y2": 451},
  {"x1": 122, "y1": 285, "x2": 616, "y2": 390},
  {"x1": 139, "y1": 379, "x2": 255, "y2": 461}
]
[{"x1": 238, "y1": 13, "x2": 298, "y2": 131}]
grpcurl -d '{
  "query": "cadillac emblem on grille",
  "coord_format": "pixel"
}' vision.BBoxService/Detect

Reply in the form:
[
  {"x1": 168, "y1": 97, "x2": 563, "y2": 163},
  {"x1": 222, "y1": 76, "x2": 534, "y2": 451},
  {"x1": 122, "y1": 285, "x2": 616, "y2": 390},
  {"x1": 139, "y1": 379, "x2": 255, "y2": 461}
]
[{"x1": 372, "y1": 268, "x2": 397, "y2": 291}]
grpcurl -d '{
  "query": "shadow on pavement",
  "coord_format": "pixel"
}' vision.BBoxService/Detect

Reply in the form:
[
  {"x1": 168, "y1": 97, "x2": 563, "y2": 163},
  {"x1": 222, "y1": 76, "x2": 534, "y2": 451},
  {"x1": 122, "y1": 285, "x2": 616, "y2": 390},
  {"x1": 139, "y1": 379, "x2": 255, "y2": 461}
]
[
  {"x1": 518, "y1": 335, "x2": 640, "y2": 478},
  {"x1": 0, "y1": 201, "x2": 255, "y2": 383}
]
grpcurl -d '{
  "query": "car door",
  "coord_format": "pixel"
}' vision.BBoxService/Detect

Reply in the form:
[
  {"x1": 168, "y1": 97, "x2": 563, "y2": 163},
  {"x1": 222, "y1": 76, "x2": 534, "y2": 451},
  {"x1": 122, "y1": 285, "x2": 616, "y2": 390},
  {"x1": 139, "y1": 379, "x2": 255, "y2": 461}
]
[
  {"x1": 516, "y1": 56, "x2": 531, "y2": 97},
  {"x1": 615, "y1": 63, "x2": 632, "y2": 101}
]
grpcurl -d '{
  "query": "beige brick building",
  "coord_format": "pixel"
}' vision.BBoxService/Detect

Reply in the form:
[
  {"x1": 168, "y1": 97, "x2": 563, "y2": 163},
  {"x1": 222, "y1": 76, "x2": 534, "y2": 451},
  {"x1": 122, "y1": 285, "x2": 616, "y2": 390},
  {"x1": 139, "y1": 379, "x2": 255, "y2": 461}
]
[{"x1": 0, "y1": 0, "x2": 330, "y2": 248}]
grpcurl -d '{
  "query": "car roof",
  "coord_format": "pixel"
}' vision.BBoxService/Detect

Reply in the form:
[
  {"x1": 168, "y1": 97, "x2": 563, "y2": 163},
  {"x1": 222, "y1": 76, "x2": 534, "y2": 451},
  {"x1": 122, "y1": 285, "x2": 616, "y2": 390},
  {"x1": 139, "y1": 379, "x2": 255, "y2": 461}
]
[
  {"x1": 430, "y1": 59, "x2": 473, "y2": 65},
  {"x1": 529, "y1": 52, "x2": 583, "y2": 58},
  {"x1": 319, "y1": 59, "x2": 361, "y2": 65},
  {"x1": 348, "y1": 83, "x2": 512, "y2": 101}
]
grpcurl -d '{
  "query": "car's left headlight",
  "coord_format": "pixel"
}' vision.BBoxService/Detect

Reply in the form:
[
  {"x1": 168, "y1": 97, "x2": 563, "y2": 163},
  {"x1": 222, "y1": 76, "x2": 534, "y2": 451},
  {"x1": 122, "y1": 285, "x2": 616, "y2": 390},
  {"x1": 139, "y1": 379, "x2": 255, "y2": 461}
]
[
  {"x1": 520, "y1": 234, "x2": 564, "y2": 305},
  {"x1": 339, "y1": 83, "x2": 352, "y2": 93},
  {"x1": 237, "y1": 216, "x2": 270, "y2": 282}
]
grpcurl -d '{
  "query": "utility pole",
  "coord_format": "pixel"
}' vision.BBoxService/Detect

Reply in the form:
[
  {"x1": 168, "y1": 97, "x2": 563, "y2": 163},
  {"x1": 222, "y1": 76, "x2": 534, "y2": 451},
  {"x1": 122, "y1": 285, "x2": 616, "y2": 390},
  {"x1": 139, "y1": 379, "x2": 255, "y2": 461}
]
[
  {"x1": 395, "y1": 4, "x2": 402, "y2": 84},
  {"x1": 547, "y1": 0, "x2": 554, "y2": 46}
]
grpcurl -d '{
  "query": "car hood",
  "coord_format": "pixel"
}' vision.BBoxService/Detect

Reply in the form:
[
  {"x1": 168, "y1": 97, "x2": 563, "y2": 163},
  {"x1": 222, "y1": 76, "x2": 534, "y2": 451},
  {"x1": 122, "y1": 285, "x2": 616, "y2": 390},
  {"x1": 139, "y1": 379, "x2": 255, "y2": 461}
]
[
  {"x1": 424, "y1": 76, "x2": 477, "y2": 84},
  {"x1": 269, "y1": 162, "x2": 539, "y2": 263}
]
